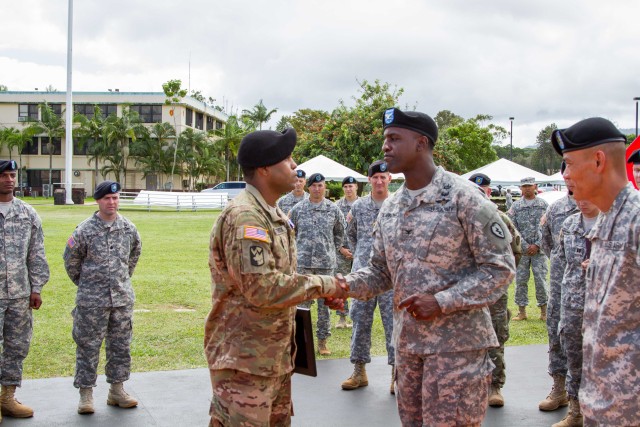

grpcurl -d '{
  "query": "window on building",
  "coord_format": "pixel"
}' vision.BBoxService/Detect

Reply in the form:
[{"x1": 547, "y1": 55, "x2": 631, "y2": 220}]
[
  {"x1": 206, "y1": 116, "x2": 214, "y2": 131},
  {"x1": 216, "y1": 121, "x2": 223, "y2": 130},
  {"x1": 26, "y1": 169, "x2": 62, "y2": 188},
  {"x1": 195, "y1": 112, "x2": 204, "y2": 130},
  {"x1": 186, "y1": 108, "x2": 193, "y2": 127},
  {"x1": 75, "y1": 104, "x2": 117, "y2": 119},
  {"x1": 73, "y1": 137, "x2": 94, "y2": 155},
  {"x1": 50, "y1": 103, "x2": 63, "y2": 117},
  {"x1": 18, "y1": 104, "x2": 39, "y2": 121},
  {"x1": 21, "y1": 137, "x2": 39, "y2": 155},
  {"x1": 41, "y1": 137, "x2": 62, "y2": 155},
  {"x1": 130, "y1": 104, "x2": 162, "y2": 123}
]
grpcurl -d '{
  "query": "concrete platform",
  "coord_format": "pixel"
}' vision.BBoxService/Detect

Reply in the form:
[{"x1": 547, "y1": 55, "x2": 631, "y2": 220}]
[{"x1": 2, "y1": 344, "x2": 565, "y2": 426}]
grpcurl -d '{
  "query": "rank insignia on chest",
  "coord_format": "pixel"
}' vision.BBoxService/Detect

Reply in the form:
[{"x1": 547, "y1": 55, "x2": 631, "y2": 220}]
[
  {"x1": 490, "y1": 222, "x2": 505, "y2": 239},
  {"x1": 250, "y1": 246, "x2": 265, "y2": 266},
  {"x1": 67, "y1": 236, "x2": 76, "y2": 248},
  {"x1": 243, "y1": 225, "x2": 270, "y2": 242}
]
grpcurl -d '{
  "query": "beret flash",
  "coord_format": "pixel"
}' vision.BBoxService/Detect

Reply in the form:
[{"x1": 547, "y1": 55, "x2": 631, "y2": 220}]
[
  {"x1": 627, "y1": 149, "x2": 640, "y2": 164},
  {"x1": 296, "y1": 169, "x2": 306, "y2": 178},
  {"x1": 551, "y1": 117, "x2": 626, "y2": 156},
  {"x1": 469, "y1": 173, "x2": 491, "y2": 186},
  {"x1": 237, "y1": 128, "x2": 297, "y2": 168},
  {"x1": 368, "y1": 160, "x2": 388, "y2": 177},
  {"x1": 0, "y1": 160, "x2": 18, "y2": 174},
  {"x1": 342, "y1": 176, "x2": 356, "y2": 186},
  {"x1": 382, "y1": 108, "x2": 438, "y2": 145},
  {"x1": 307, "y1": 173, "x2": 325, "y2": 187},
  {"x1": 94, "y1": 181, "x2": 121, "y2": 200}
]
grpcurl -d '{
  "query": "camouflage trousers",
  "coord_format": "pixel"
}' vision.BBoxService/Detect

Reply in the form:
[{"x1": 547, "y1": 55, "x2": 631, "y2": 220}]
[
  {"x1": 489, "y1": 293, "x2": 510, "y2": 388},
  {"x1": 395, "y1": 348, "x2": 493, "y2": 426},
  {"x1": 349, "y1": 290, "x2": 394, "y2": 365},
  {"x1": 209, "y1": 369, "x2": 292, "y2": 427},
  {"x1": 72, "y1": 305, "x2": 133, "y2": 388},
  {"x1": 546, "y1": 255, "x2": 567, "y2": 376},
  {"x1": 515, "y1": 253, "x2": 549, "y2": 307},
  {"x1": 335, "y1": 256, "x2": 351, "y2": 317},
  {"x1": 297, "y1": 268, "x2": 332, "y2": 340},
  {"x1": 559, "y1": 308, "x2": 584, "y2": 399},
  {"x1": 0, "y1": 298, "x2": 32, "y2": 386}
]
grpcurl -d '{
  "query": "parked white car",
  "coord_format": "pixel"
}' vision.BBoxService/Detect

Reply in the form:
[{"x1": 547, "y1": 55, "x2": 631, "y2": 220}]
[
  {"x1": 201, "y1": 181, "x2": 246, "y2": 199},
  {"x1": 505, "y1": 186, "x2": 522, "y2": 197}
]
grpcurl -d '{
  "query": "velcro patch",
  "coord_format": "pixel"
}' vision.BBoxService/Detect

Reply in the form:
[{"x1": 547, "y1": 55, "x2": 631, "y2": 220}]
[
  {"x1": 250, "y1": 246, "x2": 265, "y2": 266},
  {"x1": 242, "y1": 226, "x2": 270, "y2": 243},
  {"x1": 67, "y1": 236, "x2": 76, "y2": 248},
  {"x1": 491, "y1": 222, "x2": 506, "y2": 239}
]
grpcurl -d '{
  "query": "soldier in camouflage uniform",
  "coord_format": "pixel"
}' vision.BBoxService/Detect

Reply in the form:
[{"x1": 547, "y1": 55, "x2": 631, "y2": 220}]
[
  {"x1": 290, "y1": 173, "x2": 345, "y2": 356},
  {"x1": 507, "y1": 177, "x2": 549, "y2": 321},
  {"x1": 334, "y1": 176, "x2": 358, "y2": 329},
  {"x1": 63, "y1": 181, "x2": 142, "y2": 415},
  {"x1": 341, "y1": 161, "x2": 396, "y2": 394},
  {"x1": 205, "y1": 129, "x2": 346, "y2": 426},
  {"x1": 552, "y1": 200, "x2": 599, "y2": 427},
  {"x1": 469, "y1": 173, "x2": 522, "y2": 408},
  {"x1": 0, "y1": 160, "x2": 49, "y2": 420},
  {"x1": 552, "y1": 117, "x2": 640, "y2": 426},
  {"x1": 277, "y1": 169, "x2": 308, "y2": 215},
  {"x1": 344, "y1": 109, "x2": 515, "y2": 426},
  {"x1": 539, "y1": 189, "x2": 579, "y2": 412}
]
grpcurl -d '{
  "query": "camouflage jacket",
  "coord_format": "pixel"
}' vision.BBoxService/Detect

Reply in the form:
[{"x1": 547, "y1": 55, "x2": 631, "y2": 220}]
[
  {"x1": 508, "y1": 195, "x2": 548, "y2": 251},
  {"x1": 289, "y1": 198, "x2": 345, "y2": 270},
  {"x1": 346, "y1": 195, "x2": 382, "y2": 271},
  {"x1": 541, "y1": 195, "x2": 578, "y2": 258},
  {"x1": 557, "y1": 213, "x2": 588, "y2": 319},
  {"x1": 581, "y1": 184, "x2": 640, "y2": 424},
  {"x1": 205, "y1": 185, "x2": 337, "y2": 377},
  {"x1": 346, "y1": 167, "x2": 515, "y2": 355},
  {"x1": 276, "y1": 191, "x2": 309, "y2": 216},
  {"x1": 63, "y1": 212, "x2": 142, "y2": 308},
  {"x1": 0, "y1": 198, "x2": 50, "y2": 299}
]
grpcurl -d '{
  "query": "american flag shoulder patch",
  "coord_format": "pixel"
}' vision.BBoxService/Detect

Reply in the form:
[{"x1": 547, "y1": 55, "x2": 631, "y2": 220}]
[
  {"x1": 243, "y1": 226, "x2": 270, "y2": 243},
  {"x1": 67, "y1": 235, "x2": 76, "y2": 248}
]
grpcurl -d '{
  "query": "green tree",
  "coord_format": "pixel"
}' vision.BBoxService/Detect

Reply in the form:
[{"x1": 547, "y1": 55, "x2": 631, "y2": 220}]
[
  {"x1": 275, "y1": 115, "x2": 292, "y2": 132},
  {"x1": 242, "y1": 99, "x2": 278, "y2": 130},
  {"x1": 162, "y1": 79, "x2": 188, "y2": 190},
  {"x1": 103, "y1": 106, "x2": 145, "y2": 187},
  {"x1": 132, "y1": 122, "x2": 176, "y2": 189},
  {"x1": 0, "y1": 84, "x2": 7, "y2": 92},
  {"x1": 212, "y1": 115, "x2": 247, "y2": 181},
  {"x1": 28, "y1": 102, "x2": 65, "y2": 189},
  {"x1": 532, "y1": 123, "x2": 561, "y2": 174},
  {"x1": 442, "y1": 115, "x2": 500, "y2": 173},
  {"x1": 5, "y1": 127, "x2": 37, "y2": 188},
  {"x1": 74, "y1": 105, "x2": 111, "y2": 186},
  {"x1": 179, "y1": 128, "x2": 224, "y2": 190}
]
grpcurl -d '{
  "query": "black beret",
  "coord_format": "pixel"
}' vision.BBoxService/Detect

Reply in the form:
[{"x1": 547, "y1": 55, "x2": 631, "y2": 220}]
[
  {"x1": 627, "y1": 149, "x2": 640, "y2": 164},
  {"x1": 382, "y1": 108, "x2": 438, "y2": 145},
  {"x1": 551, "y1": 117, "x2": 626, "y2": 156},
  {"x1": 307, "y1": 173, "x2": 325, "y2": 187},
  {"x1": 469, "y1": 173, "x2": 491, "y2": 186},
  {"x1": 342, "y1": 176, "x2": 357, "y2": 186},
  {"x1": 94, "y1": 181, "x2": 121, "y2": 200},
  {"x1": 0, "y1": 160, "x2": 18, "y2": 173},
  {"x1": 296, "y1": 169, "x2": 306, "y2": 178},
  {"x1": 368, "y1": 160, "x2": 389, "y2": 177},
  {"x1": 237, "y1": 128, "x2": 297, "y2": 168}
]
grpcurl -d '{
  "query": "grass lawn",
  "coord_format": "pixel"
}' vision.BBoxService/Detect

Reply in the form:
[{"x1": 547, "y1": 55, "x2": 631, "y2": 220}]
[{"x1": 22, "y1": 199, "x2": 549, "y2": 379}]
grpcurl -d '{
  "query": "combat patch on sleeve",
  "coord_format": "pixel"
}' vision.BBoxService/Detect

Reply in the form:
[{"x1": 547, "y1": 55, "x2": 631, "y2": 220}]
[
  {"x1": 490, "y1": 222, "x2": 506, "y2": 239},
  {"x1": 241, "y1": 240, "x2": 272, "y2": 273},
  {"x1": 240, "y1": 225, "x2": 271, "y2": 243}
]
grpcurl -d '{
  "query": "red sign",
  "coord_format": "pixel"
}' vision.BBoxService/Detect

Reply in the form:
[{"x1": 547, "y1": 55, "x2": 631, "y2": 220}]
[{"x1": 626, "y1": 136, "x2": 640, "y2": 190}]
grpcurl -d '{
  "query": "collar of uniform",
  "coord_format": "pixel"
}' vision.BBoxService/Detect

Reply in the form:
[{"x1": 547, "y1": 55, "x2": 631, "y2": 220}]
[
  {"x1": 398, "y1": 166, "x2": 446, "y2": 207},
  {"x1": 588, "y1": 183, "x2": 634, "y2": 241},
  {"x1": 2, "y1": 198, "x2": 20, "y2": 219},
  {"x1": 246, "y1": 184, "x2": 283, "y2": 222},
  {"x1": 93, "y1": 211, "x2": 122, "y2": 229}
]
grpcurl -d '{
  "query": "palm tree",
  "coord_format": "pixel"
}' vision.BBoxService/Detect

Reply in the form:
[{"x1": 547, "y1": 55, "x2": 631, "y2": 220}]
[
  {"x1": 151, "y1": 122, "x2": 176, "y2": 188},
  {"x1": 28, "y1": 102, "x2": 65, "y2": 190},
  {"x1": 241, "y1": 99, "x2": 278, "y2": 130},
  {"x1": 104, "y1": 106, "x2": 145, "y2": 188},
  {"x1": 212, "y1": 115, "x2": 246, "y2": 181},
  {"x1": 6, "y1": 126, "x2": 37, "y2": 189},
  {"x1": 74, "y1": 105, "x2": 110, "y2": 187}
]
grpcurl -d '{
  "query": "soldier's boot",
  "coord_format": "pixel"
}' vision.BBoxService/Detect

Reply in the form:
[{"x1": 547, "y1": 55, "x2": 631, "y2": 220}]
[
  {"x1": 77, "y1": 388, "x2": 95, "y2": 415},
  {"x1": 0, "y1": 385, "x2": 34, "y2": 418},
  {"x1": 512, "y1": 306, "x2": 528, "y2": 321},
  {"x1": 317, "y1": 339, "x2": 331, "y2": 356},
  {"x1": 107, "y1": 383, "x2": 138, "y2": 408},
  {"x1": 389, "y1": 365, "x2": 396, "y2": 395},
  {"x1": 336, "y1": 316, "x2": 347, "y2": 329},
  {"x1": 552, "y1": 397, "x2": 584, "y2": 427},
  {"x1": 488, "y1": 384, "x2": 505, "y2": 407},
  {"x1": 341, "y1": 362, "x2": 368, "y2": 390},
  {"x1": 540, "y1": 304, "x2": 548, "y2": 321},
  {"x1": 539, "y1": 374, "x2": 569, "y2": 411}
]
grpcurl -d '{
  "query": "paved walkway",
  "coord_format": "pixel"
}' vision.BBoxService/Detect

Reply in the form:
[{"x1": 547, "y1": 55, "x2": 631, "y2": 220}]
[{"x1": 3, "y1": 344, "x2": 565, "y2": 426}]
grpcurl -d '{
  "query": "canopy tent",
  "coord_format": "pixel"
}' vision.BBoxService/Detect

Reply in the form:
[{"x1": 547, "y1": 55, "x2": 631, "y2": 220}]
[
  {"x1": 547, "y1": 171, "x2": 566, "y2": 185},
  {"x1": 295, "y1": 155, "x2": 369, "y2": 182},
  {"x1": 461, "y1": 158, "x2": 551, "y2": 186}
]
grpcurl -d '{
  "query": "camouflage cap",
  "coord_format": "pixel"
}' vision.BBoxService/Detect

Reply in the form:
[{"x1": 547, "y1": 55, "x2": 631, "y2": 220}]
[{"x1": 520, "y1": 177, "x2": 536, "y2": 186}]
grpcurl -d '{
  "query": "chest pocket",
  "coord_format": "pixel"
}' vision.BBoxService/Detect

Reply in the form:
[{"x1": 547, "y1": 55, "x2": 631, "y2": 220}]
[{"x1": 273, "y1": 226, "x2": 292, "y2": 272}]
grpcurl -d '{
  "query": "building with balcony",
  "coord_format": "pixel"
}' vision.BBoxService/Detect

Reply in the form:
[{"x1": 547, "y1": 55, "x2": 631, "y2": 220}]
[{"x1": 0, "y1": 90, "x2": 228, "y2": 195}]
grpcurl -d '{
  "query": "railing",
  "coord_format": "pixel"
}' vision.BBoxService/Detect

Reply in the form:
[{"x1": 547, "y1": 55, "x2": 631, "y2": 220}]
[{"x1": 119, "y1": 190, "x2": 228, "y2": 212}]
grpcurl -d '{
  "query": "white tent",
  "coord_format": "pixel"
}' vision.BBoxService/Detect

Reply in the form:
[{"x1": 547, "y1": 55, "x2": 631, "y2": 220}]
[
  {"x1": 461, "y1": 158, "x2": 551, "y2": 186},
  {"x1": 547, "y1": 171, "x2": 565, "y2": 185},
  {"x1": 296, "y1": 155, "x2": 369, "y2": 182}
]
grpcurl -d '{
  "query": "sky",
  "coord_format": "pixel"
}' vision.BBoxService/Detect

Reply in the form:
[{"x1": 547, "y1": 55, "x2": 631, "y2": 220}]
[{"x1": 1, "y1": 0, "x2": 639, "y2": 148}]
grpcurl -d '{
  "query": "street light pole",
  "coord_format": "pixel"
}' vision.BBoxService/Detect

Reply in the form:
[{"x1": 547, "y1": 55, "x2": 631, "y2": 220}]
[
  {"x1": 634, "y1": 97, "x2": 640, "y2": 137},
  {"x1": 509, "y1": 117, "x2": 514, "y2": 161}
]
